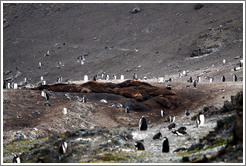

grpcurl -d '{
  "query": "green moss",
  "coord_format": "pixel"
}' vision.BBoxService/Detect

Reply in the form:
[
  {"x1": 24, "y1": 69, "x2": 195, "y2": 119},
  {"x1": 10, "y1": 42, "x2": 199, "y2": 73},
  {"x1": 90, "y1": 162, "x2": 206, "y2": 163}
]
[
  {"x1": 177, "y1": 137, "x2": 231, "y2": 157},
  {"x1": 3, "y1": 138, "x2": 48, "y2": 156},
  {"x1": 176, "y1": 149, "x2": 201, "y2": 157},
  {"x1": 91, "y1": 150, "x2": 149, "y2": 163}
]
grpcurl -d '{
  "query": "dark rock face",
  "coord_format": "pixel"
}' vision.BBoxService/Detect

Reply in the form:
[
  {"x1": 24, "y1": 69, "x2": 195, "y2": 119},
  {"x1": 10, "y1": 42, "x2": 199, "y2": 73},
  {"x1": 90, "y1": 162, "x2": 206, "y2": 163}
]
[{"x1": 232, "y1": 91, "x2": 243, "y2": 144}]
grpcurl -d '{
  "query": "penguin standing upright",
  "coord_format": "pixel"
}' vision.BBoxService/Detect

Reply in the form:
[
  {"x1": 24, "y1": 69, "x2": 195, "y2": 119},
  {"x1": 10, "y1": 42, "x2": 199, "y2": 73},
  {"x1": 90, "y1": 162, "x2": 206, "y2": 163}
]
[
  {"x1": 161, "y1": 110, "x2": 165, "y2": 117},
  {"x1": 133, "y1": 73, "x2": 138, "y2": 80},
  {"x1": 93, "y1": 75, "x2": 97, "y2": 81},
  {"x1": 125, "y1": 106, "x2": 130, "y2": 113},
  {"x1": 233, "y1": 74, "x2": 237, "y2": 82},
  {"x1": 12, "y1": 153, "x2": 21, "y2": 163},
  {"x1": 196, "y1": 112, "x2": 205, "y2": 127},
  {"x1": 193, "y1": 80, "x2": 197, "y2": 88},
  {"x1": 185, "y1": 109, "x2": 190, "y2": 116},
  {"x1": 162, "y1": 137, "x2": 169, "y2": 153},
  {"x1": 59, "y1": 141, "x2": 68, "y2": 154},
  {"x1": 221, "y1": 76, "x2": 225, "y2": 82},
  {"x1": 38, "y1": 62, "x2": 42, "y2": 69},
  {"x1": 189, "y1": 77, "x2": 193, "y2": 83},
  {"x1": 41, "y1": 90, "x2": 49, "y2": 100},
  {"x1": 82, "y1": 95, "x2": 87, "y2": 103},
  {"x1": 139, "y1": 116, "x2": 148, "y2": 131},
  {"x1": 166, "y1": 116, "x2": 175, "y2": 123}
]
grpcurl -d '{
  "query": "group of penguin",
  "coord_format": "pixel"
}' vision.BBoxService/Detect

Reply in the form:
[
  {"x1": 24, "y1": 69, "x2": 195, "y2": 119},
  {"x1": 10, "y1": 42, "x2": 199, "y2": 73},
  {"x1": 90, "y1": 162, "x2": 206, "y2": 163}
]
[
  {"x1": 135, "y1": 109, "x2": 205, "y2": 153},
  {"x1": 187, "y1": 74, "x2": 237, "y2": 88},
  {"x1": 12, "y1": 75, "x2": 209, "y2": 162},
  {"x1": 41, "y1": 90, "x2": 88, "y2": 106},
  {"x1": 135, "y1": 116, "x2": 169, "y2": 152}
]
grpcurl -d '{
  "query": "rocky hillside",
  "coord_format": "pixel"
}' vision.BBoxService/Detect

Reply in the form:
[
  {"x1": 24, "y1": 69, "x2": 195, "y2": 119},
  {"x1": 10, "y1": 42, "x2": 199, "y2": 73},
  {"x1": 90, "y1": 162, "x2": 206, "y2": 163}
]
[
  {"x1": 3, "y1": 3, "x2": 243, "y2": 84},
  {"x1": 2, "y1": 2, "x2": 244, "y2": 164}
]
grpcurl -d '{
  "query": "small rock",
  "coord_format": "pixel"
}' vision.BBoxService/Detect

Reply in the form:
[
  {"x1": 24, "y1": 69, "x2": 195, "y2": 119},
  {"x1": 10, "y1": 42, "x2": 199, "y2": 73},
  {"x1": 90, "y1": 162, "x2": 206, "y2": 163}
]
[{"x1": 194, "y1": 3, "x2": 204, "y2": 10}]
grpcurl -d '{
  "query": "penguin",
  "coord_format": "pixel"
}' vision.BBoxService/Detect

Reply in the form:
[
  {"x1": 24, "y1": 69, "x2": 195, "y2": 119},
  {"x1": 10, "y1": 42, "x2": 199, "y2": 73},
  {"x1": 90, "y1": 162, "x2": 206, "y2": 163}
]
[
  {"x1": 12, "y1": 153, "x2": 21, "y2": 163},
  {"x1": 196, "y1": 112, "x2": 205, "y2": 127},
  {"x1": 189, "y1": 77, "x2": 193, "y2": 83},
  {"x1": 62, "y1": 108, "x2": 68, "y2": 115},
  {"x1": 106, "y1": 75, "x2": 109, "y2": 80},
  {"x1": 57, "y1": 77, "x2": 62, "y2": 83},
  {"x1": 133, "y1": 73, "x2": 138, "y2": 80},
  {"x1": 41, "y1": 90, "x2": 49, "y2": 100},
  {"x1": 168, "y1": 123, "x2": 176, "y2": 130},
  {"x1": 59, "y1": 141, "x2": 68, "y2": 154},
  {"x1": 80, "y1": 60, "x2": 84, "y2": 65},
  {"x1": 3, "y1": 81, "x2": 6, "y2": 89},
  {"x1": 44, "y1": 102, "x2": 51, "y2": 107},
  {"x1": 233, "y1": 74, "x2": 237, "y2": 82},
  {"x1": 132, "y1": 7, "x2": 141, "y2": 14},
  {"x1": 76, "y1": 96, "x2": 83, "y2": 102},
  {"x1": 193, "y1": 80, "x2": 197, "y2": 88},
  {"x1": 161, "y1": 109, "x2": 165, "y2": 117},
  {"x1": 179, "y1": 73, "x2": 182, "y2": 78},
  {"x1": 185, "y1": 109, "x2": 190, "y2": 116},
  {"x1": 125, "y1": 106, "x2": 130, "y2": 113},
  {"x1": 42, "y1": 80, "x2": 46, "y2": 85},
  {"x1": 45, "y1": 50, "x2": 50, "y2": 57},
  {"x1": 221, "y1": 76, "x2": 225, "y2": 82},
  {"x1": 38, "y1": 62, "x2": 42, "y2": 69},
  {"x1": 57, "y1": 62, "x2": 63, "y2": 69},
  {"x1": 153, "y1": 131, "x2": 162, "y2": 140},
  {"x1": 64, "y1": 93, "x2": 72, "y2": 100},
  {"x1": 166, "y1": 85, "x2": 172, "y2": 90},
  {"x1": 172, "y1": 127, "x2": 187, "y2": 136},
  {"x1": 82, "y1": 95, "x2": 87, "y2": 103},
  {"x1": 177, "y1": 127, "x2": 187, "y2": 134},
  {"x1": 134, "y1": 141, "x2": 145, "y2": 150},
  {"x1": 162, "y1": 137, "x2": 169, "y2": 153},
  {"x1": 93, "y1": 75, "x2": 97, "y2": 81},
  {"x1": 139, "y1": 116, "x2": 148, "y2": 131},
  {"x1": 166, "y1": 116, "x2": 175, "y2": 123}
]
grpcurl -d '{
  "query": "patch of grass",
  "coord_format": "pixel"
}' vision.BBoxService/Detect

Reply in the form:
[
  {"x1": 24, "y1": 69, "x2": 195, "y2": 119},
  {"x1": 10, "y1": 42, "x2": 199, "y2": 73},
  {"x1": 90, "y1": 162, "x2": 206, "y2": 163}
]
[
  {"x1": 91, "y1": 150, "x2": 149, "y2": 163},
  {"x1": 177, "y1": 137, "x2": 231, "y2": 157},
  {"x1": 3, "y1": 137, "x2": 48, "y2": 156}
]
